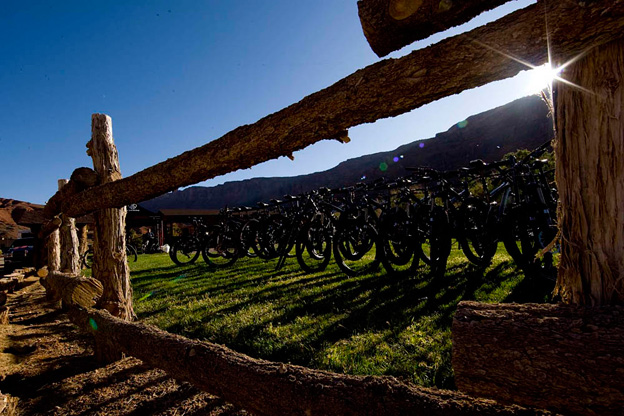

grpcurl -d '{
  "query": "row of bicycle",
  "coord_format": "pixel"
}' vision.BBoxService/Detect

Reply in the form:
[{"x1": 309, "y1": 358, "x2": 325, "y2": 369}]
[{"x1": 168, "y1": 140, "x2": 558, "y2": 278}]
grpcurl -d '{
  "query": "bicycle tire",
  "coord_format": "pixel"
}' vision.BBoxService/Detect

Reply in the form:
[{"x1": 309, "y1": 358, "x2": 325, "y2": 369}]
[
  {"x1": 126, "y1": 244, "x2": 138, "y2": 263},
  {"x1": 502, "y1": 204, "x2": 557, "y2": 272},
  {"x1": 415, "y1": 205, "x2": 452, "y2": 276},
  {"x1": 296, "y1": 217, "x2": 332, "y2": 273},
  {"x1": 457, "y1": 198, "x2": 497, "y2": 267},
  {"x1": 170, "y1": 237, "x2": 201, "y2": 266},
  {"x1": 82, "y1": 248, "x2": 94, "y2": 269},
  {"x1": 201, "y1": 231, "x2": 240, "y2": 268},
  {"x1": 333, "y1": 212, "x2": 380, "y2": 277},
  {"x1": 378, "y1": 207, "x2": 420, "y2": 275}
]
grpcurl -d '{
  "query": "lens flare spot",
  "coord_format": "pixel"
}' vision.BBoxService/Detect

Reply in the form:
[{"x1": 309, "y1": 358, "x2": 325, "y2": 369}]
[
  {"x1": 419, "y1": 143, "x2": 425, "y2": 149},
  {"x1": 138, "y1": 291, "x2": 155, "y2": 302},
  {"x1": 393, "y1": 156, "x2": 399, "y2": 162},
  {"x1": 88, "y1": 318, "x2": 98, "y2": 331},
  {"x1": 457, "y1": 120, "x2": 468, "y2": 128},
  {"x1": 360, "y1": 175, "x2": 366, "y2": 180},
  {"x1": 400, "y1": 155, "x2": 404, "y2": 159},
  {"x1": 379, "y1": 162, "x2": 388, "y2": 172}
]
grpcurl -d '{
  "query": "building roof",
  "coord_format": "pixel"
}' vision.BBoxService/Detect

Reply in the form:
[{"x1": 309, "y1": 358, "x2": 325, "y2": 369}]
[{"x1": 158, "y1": 209, "x2": 220, "y2": 217}]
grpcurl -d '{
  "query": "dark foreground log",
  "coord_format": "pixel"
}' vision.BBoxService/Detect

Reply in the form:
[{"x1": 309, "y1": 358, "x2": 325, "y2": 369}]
[
  {"x1": 69, "y1": 308, "x2": 555, "y2": 416},
  {"x1": 358, "y1": 0, "x2": 512, "y2": 57},
  {"x1": 41, "y1": 272, "x2": 103, "y2": 309},
  {"x1": 453, "y1": 301, "x2": 624, "y2": 416},
  {"x1": 51, "y1": 1, "x2": 624, "y2": 219}
]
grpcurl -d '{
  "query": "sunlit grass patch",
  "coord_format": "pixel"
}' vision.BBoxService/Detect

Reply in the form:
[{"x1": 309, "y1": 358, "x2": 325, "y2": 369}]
[{"x1": 128, "y1": 243, "x2": 554, "y2": 389}]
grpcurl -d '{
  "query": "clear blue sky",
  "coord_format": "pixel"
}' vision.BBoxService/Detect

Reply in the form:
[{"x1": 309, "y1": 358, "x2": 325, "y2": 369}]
[{"x1": 0, "y1": 0, "x2": 543, "y2": 205}]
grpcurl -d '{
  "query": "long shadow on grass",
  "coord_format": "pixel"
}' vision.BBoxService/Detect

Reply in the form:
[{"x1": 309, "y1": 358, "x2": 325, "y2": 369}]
[
  {"x1": 134, "y1": 252, "x2": 545, "y2": 389},
  {"x1": 193, "y1": 260, "x2": 516, "y2": 367}
]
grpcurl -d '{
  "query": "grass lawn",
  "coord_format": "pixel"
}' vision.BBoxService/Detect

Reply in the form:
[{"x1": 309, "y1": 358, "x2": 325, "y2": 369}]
[{"x1": 129, "y1": 244, "x2": 555, "y2": 389}]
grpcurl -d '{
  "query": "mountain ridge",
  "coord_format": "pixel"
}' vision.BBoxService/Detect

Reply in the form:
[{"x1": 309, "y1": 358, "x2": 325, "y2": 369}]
[{"x1": 141, "y1": 94, "x2": 553, "y2": 211}]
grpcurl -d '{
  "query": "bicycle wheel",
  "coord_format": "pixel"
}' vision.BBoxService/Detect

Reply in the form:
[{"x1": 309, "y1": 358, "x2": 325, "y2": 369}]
[
  {"x1": 256, "y1": 215, "x2": 288, "y2": 260},
  {"x1": 170, "y1": 237, "x2": 201, "y2": 266},
  {"x1": 126, "y1": 244, "x2": 138, "y2": 263},
  {"x1": 415, "y1": 205, "x2": 452, "y2": 276},
  {"x1": 333, "y1": 210, "x2": 380, "y2": 276},
  {"x1": 82, "y1": 248, "x2": 94, "y2": 269},
  {"x1": 202, "y1": 230, "x2": 240, "y2": 268},
  {"x1": 296, "y1": 215, "x2": 332, "y2": 273},
  {"x1": 378, "y1": 207, "x2": 419, "y2": 275},
  {"x1": 457, "y1": 198, "x2": 497, "y2": 267},
  {"x1": 502, "y1": 204, "x2": 557, "y2": 273},
  {"x1": 240, "y1": 219, "x2": 260, "y2": 258}
]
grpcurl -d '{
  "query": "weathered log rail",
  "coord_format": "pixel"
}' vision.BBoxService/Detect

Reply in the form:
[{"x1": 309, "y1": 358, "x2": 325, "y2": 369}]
[
  {"x1": 70, "y1": 307, "x2": 555, "y2": 416},
  {"x1": 45, "y1": 0, "x2": 624, "y2": 220},
  {"x1": 357, "y1": 0, "x2": 514, "y2": 57},
  {"x1": 453, "y1": 301, "x2": 624, "y2": 416}
]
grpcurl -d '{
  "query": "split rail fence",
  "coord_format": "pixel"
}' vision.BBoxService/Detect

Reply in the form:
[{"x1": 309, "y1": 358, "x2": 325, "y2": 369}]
[{"x1": 37, "y1": 1, "x2": 624, "y2": 415}]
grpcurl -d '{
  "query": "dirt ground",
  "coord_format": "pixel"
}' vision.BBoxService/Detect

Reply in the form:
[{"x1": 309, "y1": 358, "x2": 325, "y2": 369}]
[{"x1": 0, "y1": 277, "x2": 247, "y2": 415}]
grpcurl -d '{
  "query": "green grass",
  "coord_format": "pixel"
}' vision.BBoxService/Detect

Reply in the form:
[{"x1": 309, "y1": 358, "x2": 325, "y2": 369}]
[{"x1": 129, "y1": 244, "x2": 555, "y2": 389}]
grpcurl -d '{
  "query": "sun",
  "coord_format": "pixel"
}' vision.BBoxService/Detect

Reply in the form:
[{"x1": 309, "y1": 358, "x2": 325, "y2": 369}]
[{"x1": 526, "y1": 62, "x2": 562, "y2": 94}]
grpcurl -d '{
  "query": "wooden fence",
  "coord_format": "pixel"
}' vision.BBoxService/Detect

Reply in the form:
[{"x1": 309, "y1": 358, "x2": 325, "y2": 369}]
[{"x1": 38, "y1": 1, "x2": 624, "y2": 415}]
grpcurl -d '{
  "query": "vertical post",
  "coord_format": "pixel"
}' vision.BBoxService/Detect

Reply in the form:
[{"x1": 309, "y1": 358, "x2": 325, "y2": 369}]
[
  {"x1": 58, "y1": 179, "x2": 81, "y2": 274},
  {"x1": 89, "y1": 114, "x2": 136, "y2": 327},
  {"x1": 554, "y1": 38, "x2": 624, "y2": 305},
  {"x1": 78, "y1": 224, "x2": 89, "y2": 262},
  {"x1": 47, "y1": 223, "x2": 61, "y2": 273}
]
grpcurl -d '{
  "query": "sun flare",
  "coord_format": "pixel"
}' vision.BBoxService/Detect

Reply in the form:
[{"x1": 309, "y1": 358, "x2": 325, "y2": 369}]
[{"x1": 526, "y1": 62, "x2": 562, "y2": 94}]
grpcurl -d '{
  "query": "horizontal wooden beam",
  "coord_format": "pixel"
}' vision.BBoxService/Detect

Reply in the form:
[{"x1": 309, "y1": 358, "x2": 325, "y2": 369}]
[
  {"x1": 453, "y1": 301, "x2": 624, "y2": 416},
  {"x1": 70, "y1": 307, "x2": 552, "y2": 416},
  {"x1": 358, "y1": 0, "x2": 515, "y2": 57},
  {"x1": 53, "y1": 0, "x2": 624, "y2": 219},
  {"x1": 43, "y1": 167, "x2": 98, "y2": 220}
]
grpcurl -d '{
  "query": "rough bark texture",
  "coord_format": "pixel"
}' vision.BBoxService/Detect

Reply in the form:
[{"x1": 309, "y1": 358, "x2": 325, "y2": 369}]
[
  {"x1": 453, "y1": 301, "x2": 624, "y2": 416},
  {"x1": 46, "y1": 229, "x2": 60, "y2": 273},
  {"x1": 358, "y1": 0, "x2": 514, "y2": 57},
  {"x1": 44, "y1": 168, "x2": 98, "y2": 219},
  {"x1": 0, "y1": 307, "x2": 8, "y2": 325},
  {"x1": 553, "y1": 38, "x2": 624, "y2": 305},
  {"x1": 90, "y1": 114, "x2": 136, "y2": 323},
  {"x1": 78, "y1": 224, "x2": 89, "y2": 258},
  {"x1": 40, "y1": 272, "x2": 103, "y2": 309},
  {"x1": 58, "y1": 180, "x2": 81, "y2": 275},
  {"x1": 69, "y1": 307, "x2": 555, "y2": 416},
  {"x1": 50, "y1": 0, "x2": 624, "y2": 220},
  {"x1": 38, "y1": 217, "x2": 62, "y2": 239}
]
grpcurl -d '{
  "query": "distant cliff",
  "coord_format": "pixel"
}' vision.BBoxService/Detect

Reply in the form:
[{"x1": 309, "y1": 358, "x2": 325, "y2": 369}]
[
  {"x1": 141, "y1": 95, "x2": 553, "y2": 211},
  {"x1": 0, "y1": 199, "x2": 42, "y2": 245}
]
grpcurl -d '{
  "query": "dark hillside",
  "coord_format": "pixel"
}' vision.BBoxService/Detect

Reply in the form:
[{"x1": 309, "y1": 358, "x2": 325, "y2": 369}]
[{"x1": 142, "y1": 95, "x2": 553, "y2": 211}]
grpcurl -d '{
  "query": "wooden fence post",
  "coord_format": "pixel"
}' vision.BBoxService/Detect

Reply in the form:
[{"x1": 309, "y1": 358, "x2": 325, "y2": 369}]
[
  {"x1": 554, "y1": 38, "x2": 624, "y2": 305},
  {"x1": 89, "y1": 114, "x2": 136, "y2": 332},
  {"x1": 58, "y1": 179, "x2": 81, "y2": 274},
  {"x1": 47, "y1": 220, "x2": 61, "y2": 273}
]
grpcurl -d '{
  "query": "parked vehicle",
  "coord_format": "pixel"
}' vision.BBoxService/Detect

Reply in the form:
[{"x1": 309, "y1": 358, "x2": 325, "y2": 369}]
[{"x1": 3, "y1": 237, "x2": 35, "y2": 271}]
